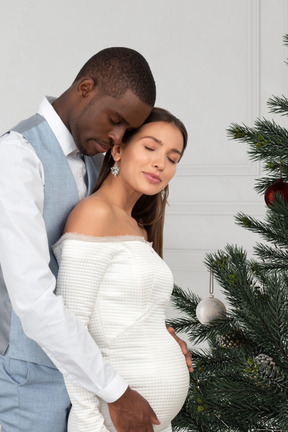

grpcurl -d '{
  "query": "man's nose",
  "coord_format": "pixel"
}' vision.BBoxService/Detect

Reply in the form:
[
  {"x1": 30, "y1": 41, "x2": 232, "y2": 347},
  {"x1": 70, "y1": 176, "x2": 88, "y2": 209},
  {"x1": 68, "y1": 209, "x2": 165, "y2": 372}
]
[{"x1": 109, "y1": 126, "x2": 126, "y2": 145}]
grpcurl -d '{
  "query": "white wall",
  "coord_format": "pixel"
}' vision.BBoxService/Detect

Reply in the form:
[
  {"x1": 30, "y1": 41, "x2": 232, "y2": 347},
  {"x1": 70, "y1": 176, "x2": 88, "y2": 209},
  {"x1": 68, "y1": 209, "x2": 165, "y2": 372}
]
[
  {"x1": 164, "y1": 0, "x2": 288, "y2": 331},
  {"x1": 1, "y1": 0, "x2": 288, "y2": 340}
]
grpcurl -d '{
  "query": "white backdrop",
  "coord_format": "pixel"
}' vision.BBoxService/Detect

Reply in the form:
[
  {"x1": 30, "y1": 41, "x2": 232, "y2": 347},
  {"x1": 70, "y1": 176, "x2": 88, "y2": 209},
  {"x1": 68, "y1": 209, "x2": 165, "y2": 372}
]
[{"x1": 1, "y1": 0, "x2": 288, "y2": 343}]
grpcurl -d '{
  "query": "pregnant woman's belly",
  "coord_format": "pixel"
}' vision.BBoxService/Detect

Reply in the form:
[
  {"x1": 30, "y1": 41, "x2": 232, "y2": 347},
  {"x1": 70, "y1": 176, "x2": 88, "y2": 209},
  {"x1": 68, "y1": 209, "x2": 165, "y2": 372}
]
[{"x1": 99, "y1": 322, "x2": 190, "y2": 430}]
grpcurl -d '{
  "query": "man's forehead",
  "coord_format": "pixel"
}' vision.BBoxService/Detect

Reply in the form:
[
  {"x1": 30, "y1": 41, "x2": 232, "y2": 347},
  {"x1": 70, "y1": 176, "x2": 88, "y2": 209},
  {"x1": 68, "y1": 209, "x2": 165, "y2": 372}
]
[{"x1": 115, "y1": 92, "x2": 152, "y2": 127}]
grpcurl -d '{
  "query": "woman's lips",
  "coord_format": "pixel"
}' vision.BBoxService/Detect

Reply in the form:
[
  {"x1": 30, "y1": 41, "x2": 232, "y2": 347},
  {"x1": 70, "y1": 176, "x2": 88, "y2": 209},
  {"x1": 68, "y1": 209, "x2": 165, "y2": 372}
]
[{"x1": 142, "y1": 171, "x2": 161, "y2": 184}]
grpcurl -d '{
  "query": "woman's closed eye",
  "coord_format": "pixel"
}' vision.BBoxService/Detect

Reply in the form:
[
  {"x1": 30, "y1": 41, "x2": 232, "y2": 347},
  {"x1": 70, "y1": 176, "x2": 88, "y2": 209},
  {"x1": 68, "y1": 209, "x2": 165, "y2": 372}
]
[
  {"x1": 168, "y1": 157, "x2": 177, "y2": 164},
  {"x1": 167, "y1": 152, "x2": 181, "y2": 164}
]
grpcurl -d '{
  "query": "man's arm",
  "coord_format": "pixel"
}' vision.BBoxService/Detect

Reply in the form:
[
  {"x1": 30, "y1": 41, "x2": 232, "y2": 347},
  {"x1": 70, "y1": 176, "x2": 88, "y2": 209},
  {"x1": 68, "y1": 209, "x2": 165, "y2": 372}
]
[{"x1": 0, "y1": 134, "x2": 125, "y2": 398}]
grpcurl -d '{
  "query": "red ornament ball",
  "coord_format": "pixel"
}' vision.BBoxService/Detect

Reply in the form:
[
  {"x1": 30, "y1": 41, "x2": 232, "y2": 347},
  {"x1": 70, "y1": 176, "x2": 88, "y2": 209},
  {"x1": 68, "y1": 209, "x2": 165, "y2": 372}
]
[{"x1": 264, "y1": 179, "x2": 288, "y2": 207}]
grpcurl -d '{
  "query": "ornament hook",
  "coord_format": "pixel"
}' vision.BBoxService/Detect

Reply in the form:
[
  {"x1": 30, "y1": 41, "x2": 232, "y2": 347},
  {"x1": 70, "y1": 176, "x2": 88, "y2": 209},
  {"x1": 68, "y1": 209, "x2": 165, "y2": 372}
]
[{"x1": 209, "y1": 270, "x2": 214, "y2": 296}]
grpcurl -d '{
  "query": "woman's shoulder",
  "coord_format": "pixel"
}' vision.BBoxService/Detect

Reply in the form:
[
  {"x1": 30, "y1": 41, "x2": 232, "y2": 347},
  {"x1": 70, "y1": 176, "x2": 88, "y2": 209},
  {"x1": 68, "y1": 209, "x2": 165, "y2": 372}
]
[{"x1": 64, "y1": 195, "x2": 115, "y2": 237}]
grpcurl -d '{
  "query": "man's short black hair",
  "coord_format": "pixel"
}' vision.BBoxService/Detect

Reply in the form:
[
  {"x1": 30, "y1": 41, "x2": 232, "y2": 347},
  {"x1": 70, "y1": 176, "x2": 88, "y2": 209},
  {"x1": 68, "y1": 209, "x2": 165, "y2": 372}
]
[{"x1": 74, "y1": 47, "x2": 156, "y2": 106}]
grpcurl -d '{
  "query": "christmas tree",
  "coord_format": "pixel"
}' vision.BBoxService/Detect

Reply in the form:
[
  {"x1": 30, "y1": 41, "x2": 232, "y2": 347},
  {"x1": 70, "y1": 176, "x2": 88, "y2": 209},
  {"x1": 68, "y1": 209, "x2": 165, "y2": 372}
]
[{"x1": 169, "y1": 35, "x2": 288, "y2": 432}]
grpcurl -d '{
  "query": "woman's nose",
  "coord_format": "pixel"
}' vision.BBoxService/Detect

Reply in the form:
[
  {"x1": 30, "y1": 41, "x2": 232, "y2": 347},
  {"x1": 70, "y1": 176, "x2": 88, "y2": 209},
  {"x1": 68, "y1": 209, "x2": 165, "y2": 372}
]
[{"x1": 152, "y1": 156, "x2": 165, "y2": 170}]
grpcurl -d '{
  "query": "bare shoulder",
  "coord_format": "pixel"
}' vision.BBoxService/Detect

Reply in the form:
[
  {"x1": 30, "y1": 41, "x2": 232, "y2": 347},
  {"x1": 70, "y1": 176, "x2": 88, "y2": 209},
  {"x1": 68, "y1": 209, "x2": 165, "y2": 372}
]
[{"x1": 64, "y1": 195, "x2": 115, "y2": 236}]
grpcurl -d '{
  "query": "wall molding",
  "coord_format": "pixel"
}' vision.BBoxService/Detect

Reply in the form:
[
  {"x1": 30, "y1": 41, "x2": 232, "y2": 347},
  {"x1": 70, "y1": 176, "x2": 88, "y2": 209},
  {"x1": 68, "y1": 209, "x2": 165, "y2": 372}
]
[
  {"x1": 164, "y1": 247, "x2": 255, "y2": 272},
  {"x1": 176, "y1": 0, "x2": 261, "y2": 178},
  {"x1": 175, "y1": 161, "x2": 261, "y2": 177},
  {"x1": 165, "y1": 201, "x2": 266, "y2": 216},
  {"x1": 164, "y1": 249, "x2": 207, "y2": 272}
]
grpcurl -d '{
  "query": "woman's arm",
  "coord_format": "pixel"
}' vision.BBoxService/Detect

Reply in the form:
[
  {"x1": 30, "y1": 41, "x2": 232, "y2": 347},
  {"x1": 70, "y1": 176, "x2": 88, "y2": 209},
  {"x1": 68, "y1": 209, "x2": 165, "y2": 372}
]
[{"x1": 55, "y1": 238, "x2": 114, "y2": 431}]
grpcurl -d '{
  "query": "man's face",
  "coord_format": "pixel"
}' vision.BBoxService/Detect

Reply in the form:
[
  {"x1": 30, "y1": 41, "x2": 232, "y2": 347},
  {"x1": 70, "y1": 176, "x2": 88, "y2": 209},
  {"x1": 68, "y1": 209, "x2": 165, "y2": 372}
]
[{"x1": 69, "y1": 88, "x2": 152, "y2": 156}]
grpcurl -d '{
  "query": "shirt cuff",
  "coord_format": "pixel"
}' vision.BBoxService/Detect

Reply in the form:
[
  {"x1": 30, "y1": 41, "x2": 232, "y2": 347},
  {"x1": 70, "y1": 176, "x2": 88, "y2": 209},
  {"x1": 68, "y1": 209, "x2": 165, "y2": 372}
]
[{"x1": 96, "y1": 373, "x2": 128, "y2": 403}]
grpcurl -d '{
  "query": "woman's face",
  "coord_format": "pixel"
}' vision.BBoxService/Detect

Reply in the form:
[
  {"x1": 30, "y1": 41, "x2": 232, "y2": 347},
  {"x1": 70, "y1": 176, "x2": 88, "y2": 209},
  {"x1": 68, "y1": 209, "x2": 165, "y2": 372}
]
[{"x1": 114, "y1": 121, "x2": 184, "y2": 196}]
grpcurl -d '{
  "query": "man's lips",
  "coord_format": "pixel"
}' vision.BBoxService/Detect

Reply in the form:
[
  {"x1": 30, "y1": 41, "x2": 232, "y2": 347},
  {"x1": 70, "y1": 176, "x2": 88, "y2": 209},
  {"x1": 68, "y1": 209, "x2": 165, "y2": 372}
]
[
  {"x1": 142, "y1": 171, "x2": 161, "y2": 184},
  {"x1": 93, "y1": 140, "x2": 111, "y2": 153}
]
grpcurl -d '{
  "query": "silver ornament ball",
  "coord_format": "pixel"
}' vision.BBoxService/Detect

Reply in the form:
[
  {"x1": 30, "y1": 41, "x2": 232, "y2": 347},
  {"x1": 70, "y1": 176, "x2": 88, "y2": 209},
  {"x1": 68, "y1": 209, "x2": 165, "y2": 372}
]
[{"x1": 196, "y1": 295, "x2": 226, "y2": 325}]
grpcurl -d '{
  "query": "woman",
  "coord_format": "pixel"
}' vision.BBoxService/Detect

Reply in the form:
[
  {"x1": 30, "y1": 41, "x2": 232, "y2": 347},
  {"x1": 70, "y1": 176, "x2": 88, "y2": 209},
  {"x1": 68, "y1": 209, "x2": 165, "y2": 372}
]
[{"x1": 53, "y1": 107, "x2": 190, "y2": 432}]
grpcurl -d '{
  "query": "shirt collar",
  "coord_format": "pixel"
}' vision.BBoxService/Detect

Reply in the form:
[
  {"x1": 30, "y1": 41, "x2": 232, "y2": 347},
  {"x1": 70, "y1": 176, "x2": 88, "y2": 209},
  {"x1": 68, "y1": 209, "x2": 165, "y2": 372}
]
[{"x1": 37, "y1": 96, "x2": 78, "y2": 157}]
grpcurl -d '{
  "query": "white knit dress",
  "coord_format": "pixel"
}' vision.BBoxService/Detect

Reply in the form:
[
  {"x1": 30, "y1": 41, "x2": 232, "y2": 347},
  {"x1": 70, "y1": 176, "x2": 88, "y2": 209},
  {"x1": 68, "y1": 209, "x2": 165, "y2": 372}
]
[{"x1": 53, "y1": 234, "x2": 189, "y2": 432}]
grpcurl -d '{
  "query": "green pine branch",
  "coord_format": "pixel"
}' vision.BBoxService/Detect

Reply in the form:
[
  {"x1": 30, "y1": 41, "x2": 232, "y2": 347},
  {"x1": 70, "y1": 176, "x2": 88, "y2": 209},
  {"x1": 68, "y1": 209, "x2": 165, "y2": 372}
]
[
  {"x1": 267, "y1": 95, "x2": 288, "y2": 116},
  {"x1": 254, "y1": 177, "x2": 283, "y2": 195},
  {"x1": 235, "y1": 209, "x2": 288, "y2": 249},
  {"x1": 228, "y1": 118, "x2": 288, "y2": 153},
  {"x1": 171, "y1": 284, "x2": 202, "y2": 317},
  {"x1": 252, "y1": 243, "x2": 288, "y2": 271},
  {"x1": 205, "y1": 246, "x2": 288, "y2": 362}
]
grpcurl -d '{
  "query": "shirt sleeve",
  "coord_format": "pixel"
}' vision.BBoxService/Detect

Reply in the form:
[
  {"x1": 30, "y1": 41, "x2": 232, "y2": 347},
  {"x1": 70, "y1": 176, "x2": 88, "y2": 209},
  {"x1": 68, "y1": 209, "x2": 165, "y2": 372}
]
[{"x1": 0, "y1": 132, "x2": 127, "y2": 402}]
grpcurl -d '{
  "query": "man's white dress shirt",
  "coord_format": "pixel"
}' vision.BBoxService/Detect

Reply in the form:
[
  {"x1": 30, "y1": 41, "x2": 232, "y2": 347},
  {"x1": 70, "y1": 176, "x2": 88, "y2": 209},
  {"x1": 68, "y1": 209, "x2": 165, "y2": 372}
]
[{"x1": 0, "y1": 97, "x2": 127, "y2": 402}]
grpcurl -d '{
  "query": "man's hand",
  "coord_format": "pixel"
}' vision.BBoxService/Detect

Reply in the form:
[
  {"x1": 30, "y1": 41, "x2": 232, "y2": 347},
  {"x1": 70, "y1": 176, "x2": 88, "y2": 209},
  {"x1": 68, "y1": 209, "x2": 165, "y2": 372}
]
[
  {"x1": 166, "y1": 326, "x2": 193, "y2": 372},
  {"x1": 108, "y1": 386, "x2": 160, "y2": 432}
]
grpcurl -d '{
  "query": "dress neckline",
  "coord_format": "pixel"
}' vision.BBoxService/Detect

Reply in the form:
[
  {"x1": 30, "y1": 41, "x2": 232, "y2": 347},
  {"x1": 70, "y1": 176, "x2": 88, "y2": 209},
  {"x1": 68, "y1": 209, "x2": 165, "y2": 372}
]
[{"x1": 53, "y1": 232, "x2": 151, "y2": 248}]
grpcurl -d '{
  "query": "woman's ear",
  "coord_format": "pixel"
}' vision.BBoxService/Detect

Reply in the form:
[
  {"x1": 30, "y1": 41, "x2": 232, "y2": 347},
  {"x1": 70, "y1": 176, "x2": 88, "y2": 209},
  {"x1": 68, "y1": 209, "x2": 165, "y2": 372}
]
[{"x1": 111, "y1": 144, "x2": 121, "y2": 162}]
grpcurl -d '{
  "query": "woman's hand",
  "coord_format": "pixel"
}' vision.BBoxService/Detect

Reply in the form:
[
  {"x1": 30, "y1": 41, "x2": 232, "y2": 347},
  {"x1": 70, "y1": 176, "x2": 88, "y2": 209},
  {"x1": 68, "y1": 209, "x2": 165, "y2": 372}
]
[{"x1": 166, "y1": 325, "x2": 193, "y2": 372}]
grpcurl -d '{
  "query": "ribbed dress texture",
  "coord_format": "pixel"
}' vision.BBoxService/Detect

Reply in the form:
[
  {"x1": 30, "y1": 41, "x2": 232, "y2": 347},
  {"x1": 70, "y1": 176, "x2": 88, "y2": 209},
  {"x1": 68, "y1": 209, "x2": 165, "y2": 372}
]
[{"x1": 53, "y1": 234, "x2": 189, "y2": 432}]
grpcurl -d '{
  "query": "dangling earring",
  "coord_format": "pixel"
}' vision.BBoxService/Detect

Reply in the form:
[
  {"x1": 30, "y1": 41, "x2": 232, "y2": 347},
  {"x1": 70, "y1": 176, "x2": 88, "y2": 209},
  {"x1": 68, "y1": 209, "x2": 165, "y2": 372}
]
[
  {"x1": 111, "y1": 161, "x2": 120, "y2": 177},
  {"x1": 160, "y1": 188, "x2": 166, "y2": 201}
]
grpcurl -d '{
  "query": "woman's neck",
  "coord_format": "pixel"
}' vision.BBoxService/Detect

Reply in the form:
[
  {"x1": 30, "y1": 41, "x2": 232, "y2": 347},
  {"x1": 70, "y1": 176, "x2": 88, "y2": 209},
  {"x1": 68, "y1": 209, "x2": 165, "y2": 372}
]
[{"x1": 96, "y1": 174, "x2": 141, "y2": 216}]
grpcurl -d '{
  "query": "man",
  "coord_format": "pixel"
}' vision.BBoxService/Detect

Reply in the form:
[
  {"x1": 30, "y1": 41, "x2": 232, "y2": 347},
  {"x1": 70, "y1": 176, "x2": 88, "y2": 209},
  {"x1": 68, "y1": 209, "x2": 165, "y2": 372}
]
[{"x1": 0, "y1": 47, "x2": 191, "y2": 432}]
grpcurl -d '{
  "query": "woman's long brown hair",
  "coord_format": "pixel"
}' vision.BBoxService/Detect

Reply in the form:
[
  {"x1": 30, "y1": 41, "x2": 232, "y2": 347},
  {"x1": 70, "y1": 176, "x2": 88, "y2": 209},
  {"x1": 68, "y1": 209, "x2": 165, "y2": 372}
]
[{"x1": 93, "y1": 107, "x2": 188, "y2": 257}]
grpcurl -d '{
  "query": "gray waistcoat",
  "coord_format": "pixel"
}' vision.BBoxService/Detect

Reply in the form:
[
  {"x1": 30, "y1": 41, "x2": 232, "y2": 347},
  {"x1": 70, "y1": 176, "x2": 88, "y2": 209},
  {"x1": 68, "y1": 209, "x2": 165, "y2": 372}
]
[{"x1": 0, "y1": 113, "x2": 103, "y2": 367}]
